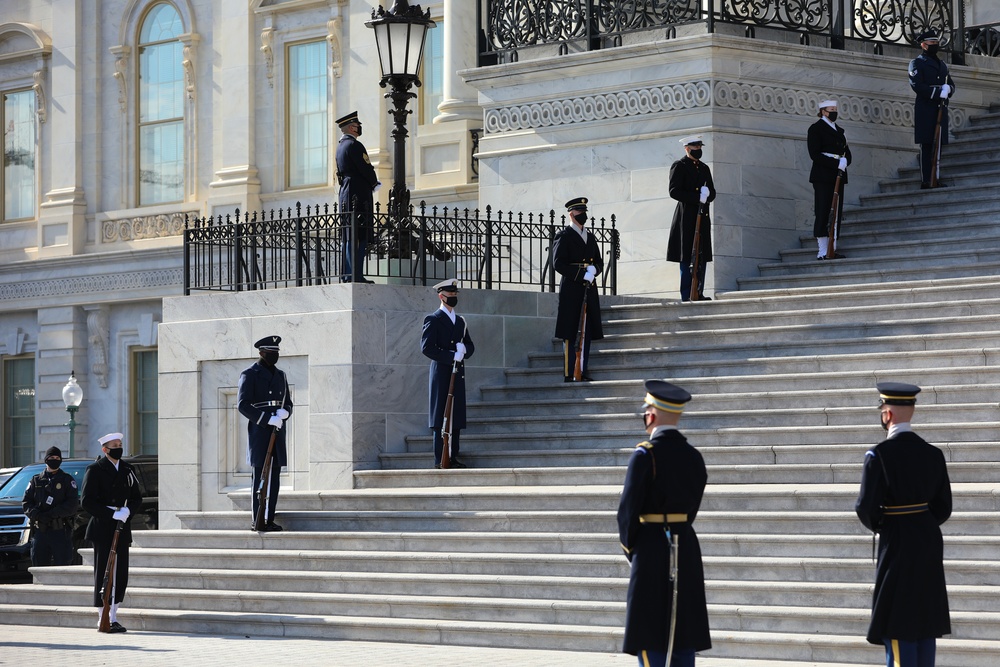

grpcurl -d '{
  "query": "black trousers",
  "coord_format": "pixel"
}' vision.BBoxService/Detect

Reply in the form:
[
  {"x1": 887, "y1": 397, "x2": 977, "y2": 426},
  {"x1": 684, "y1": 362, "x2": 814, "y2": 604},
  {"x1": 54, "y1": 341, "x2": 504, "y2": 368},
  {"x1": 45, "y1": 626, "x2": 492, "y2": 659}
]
[
  {"x1": 251, "y1": 463, "x2": 282, "y2": 524},
  {"x1": 920, "y1": 142, "x2": 939, "y2": 185},
  {"x1": 813, "y1": 180, "x2": 845, "y2": 238},
  {"x1": 92, "y1": 535, "x2": 129, "y2": 606},
  {"x1": 31, "y1": 527, "x2": 73, "y2": 567}
]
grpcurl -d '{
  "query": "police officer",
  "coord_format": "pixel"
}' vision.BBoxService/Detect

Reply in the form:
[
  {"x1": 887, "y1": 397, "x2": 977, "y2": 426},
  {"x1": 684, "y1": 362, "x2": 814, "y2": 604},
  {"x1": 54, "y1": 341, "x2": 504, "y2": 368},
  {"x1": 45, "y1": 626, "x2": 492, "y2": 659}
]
[
  {"x1": 808, "y1": 100, "x2": 852, "y2": 259},
  {"x1": 22, "y1": 445, "x2": 79, "y2": 567},
  {"x1": 552, "y1": 197, "x2": 604, "y2": 382},
  {"x1": 421, "y1": 279, "x2": 475, "y2": 468},
  {"x1": 855, "y1": 382, "x2": 952, "y2": 667},
  {"x1": 909, "y1": 31, "x2": 955, "y2": 188},
  {"x1": 336, "y1": 111, "x2": 380, "y2": 283},
  {"x1": 667, "y1": 137, "x2": 716, "y2": 301},
  {"x1": 237, "y1": 335, "x2": 293, "y2": 531},
  {"x1": 81, "y1": 433, "x2": 143, "y2": 633},
  {"x1": 617, "y1": 380, "x2": 711, "y2": 667}
]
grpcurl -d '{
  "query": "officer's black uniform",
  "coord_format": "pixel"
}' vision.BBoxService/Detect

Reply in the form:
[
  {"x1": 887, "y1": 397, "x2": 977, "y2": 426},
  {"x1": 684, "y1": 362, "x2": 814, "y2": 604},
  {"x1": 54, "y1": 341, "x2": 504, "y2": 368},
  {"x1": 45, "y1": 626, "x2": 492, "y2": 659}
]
[
  {"x1": 908, "y1": 32, "x2": 955, "y2": 187},
  {"x1": 807, "y1": 116, "x2": 852, "y2": 240},
  {"x1": 667, "y1": 145, "x2": 716, "y2": 301},
  {"x1": 81, "y1": 442, "x2": 142, "y2": 613},
  {"x1": 552, "y1": 197, "x2": 604, "y2": 382},
  {"x1": 421, "y1": 280, "x2": 476, "y2": 467},
  {"x1": 22, "y1": 446, "x2": 79, "y2": 567},
  {"x1": 238, "y1": 335, "x2": 293, "y2": 530},
  {"x1": 336, "y1": 111, "x2": 379, "y2": 282},
  {"x1": 618, "y1": 381, "x2": 711, "y2": 666},
  {"x1": 855, "y1": 383, "x2": 952, "y2": 666}
]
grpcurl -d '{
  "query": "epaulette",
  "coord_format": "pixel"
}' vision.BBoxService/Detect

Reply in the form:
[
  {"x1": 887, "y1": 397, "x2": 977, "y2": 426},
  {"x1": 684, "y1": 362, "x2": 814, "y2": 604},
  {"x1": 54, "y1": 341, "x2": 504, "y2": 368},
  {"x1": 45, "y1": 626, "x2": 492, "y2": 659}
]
[{"x1": 635, "y1": 441, "x2": 653, "y2": 452}]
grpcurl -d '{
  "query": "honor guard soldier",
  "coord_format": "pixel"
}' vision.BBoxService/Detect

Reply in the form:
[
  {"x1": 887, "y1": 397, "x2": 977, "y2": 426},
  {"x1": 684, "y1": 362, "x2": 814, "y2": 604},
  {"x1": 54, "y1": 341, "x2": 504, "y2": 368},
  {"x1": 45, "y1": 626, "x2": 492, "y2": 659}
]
[
  {"x1": 238, "y1": 335, "x2": 293, "y2": 531},
  {"x1": 81, "y1": 433, "x2": 143, "y2": 633},
  {"x1": 22, "y1": 446, "x2": 79, "y2": 567},
  {"x1": 856, "y1": 382, "x2": 952, "y2": 667},
  {"x1": 808, "y1": 99, "x2": 852, "y2": 259},
  {"x1": 552, "y1": 197, "x2": 604, "y2": 382},
  {"x1": 617, "y1": 380, "x2": 711, "y2": 667},
  {"x1": 336, "y1": 110, "x2": 381, "y2": 283},
  {"x1": 909, "y1": 31, "x2": 955, "y2": 188},
  {"x1": 667, "y1": 137, "x2": 716, "y2": 301},
  {"x1": 421, "y1": 279, "x2": 475, "y2": 468}
]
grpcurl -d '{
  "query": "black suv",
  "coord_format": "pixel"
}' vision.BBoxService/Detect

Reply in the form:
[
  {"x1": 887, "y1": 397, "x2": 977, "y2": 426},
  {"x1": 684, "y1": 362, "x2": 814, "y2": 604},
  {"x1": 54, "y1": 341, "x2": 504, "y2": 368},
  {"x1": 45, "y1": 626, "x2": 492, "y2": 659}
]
[{"x1": 0, "y1": 455, "x2": 157, "y2": 581}]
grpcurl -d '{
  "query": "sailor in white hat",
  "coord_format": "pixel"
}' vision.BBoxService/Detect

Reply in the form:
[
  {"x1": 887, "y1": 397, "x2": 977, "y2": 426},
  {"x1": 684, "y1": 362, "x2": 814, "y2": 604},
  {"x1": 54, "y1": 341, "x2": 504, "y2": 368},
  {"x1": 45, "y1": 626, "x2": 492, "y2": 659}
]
[
  {"x1": 808, "y1": 99, "x2": 852, "y2": 259},
  {"x1": 667, "y1": 136, "x2": 716, "y2": 301}
]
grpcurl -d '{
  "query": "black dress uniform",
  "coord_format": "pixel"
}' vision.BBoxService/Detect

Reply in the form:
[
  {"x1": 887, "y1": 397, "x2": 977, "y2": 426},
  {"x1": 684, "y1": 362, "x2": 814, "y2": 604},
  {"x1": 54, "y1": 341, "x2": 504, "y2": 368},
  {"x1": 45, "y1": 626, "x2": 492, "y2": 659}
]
[
  {"x1": 22, "y1": 446, "x2": 79, "y2": 566},
  {"x1": 855, "y1": 383, "x2": 952, "y2": 662},
  {"x1": 238, "y1": 335, "x2": 293, "y2": 529},
  {"x1": 667, "y1": 140, "x2": 716, "y2": 301},
  {"x1": 618, "y1": 381, "x2": 711, "y2": 663},
  {"x1": 552, "y1": 197, "x2": 604, "y2": 381},
  {"x1": 421, "y1": 279, "x2": 476, "y2": 467},
  {"x1": 909, "y1": 32, "x2": 955, "y2": 187},
  {"x1": 81, "y1": 439, "x2": 142, "y2": 612},
  {"x1": 807, "y1": 113, "x2": 852, "y2": 242},
  {"x1": 336, "y1": 111, "x2": 380, "y2": 282}
]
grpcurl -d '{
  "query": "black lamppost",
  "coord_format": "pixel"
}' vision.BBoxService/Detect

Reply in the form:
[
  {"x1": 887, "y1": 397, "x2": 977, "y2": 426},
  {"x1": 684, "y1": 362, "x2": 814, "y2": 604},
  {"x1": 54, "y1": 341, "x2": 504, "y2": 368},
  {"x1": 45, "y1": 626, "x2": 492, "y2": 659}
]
[
  {"x1": 61, "y1": 370, "x2": 84, "y2": 457},
  {"x1": 366, "y1": 1, "x2": 436, "y2": 223}
]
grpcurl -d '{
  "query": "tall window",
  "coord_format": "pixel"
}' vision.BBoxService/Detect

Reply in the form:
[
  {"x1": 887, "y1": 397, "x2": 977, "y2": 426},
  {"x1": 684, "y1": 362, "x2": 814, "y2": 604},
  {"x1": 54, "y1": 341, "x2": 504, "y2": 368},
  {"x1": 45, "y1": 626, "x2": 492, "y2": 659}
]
[
  {"x1": 3, "y1": 357, "x2": 35, "y2": 466},
  {"x1": 3, "y1": 89, "x2": 36, "y2": 221},
  {"x1": 131, "y1": 349, "x2": 158, "y2": 455},
  {"x1": 137, "y1": 3, "x2": 184, "y2": 205},
  {"x1": 419, "y1": 22, "x2": 443, "y2": 124},
  {"x1": 287, "y1": 40, "x2": 328, "y2": 188}
]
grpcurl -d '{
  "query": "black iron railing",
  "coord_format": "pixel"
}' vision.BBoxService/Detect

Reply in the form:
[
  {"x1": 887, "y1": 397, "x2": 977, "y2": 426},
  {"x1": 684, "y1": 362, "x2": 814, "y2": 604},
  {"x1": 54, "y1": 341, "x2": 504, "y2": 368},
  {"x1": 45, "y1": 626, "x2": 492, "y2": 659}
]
[
  {"x1": 183, "y1": 202, "x2": 619, "y2": 295},
  {"x1": 480, "y1": 0, "x2": 980, "y2": 64},
  {"x1": 967, "y1": 22, "x2": 1000, "y2": 56}
]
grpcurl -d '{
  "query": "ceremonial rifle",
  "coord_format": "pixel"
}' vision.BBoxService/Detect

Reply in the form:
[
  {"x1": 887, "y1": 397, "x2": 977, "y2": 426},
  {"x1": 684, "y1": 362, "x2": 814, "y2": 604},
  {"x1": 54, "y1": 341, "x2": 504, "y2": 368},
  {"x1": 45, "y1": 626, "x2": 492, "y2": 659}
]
[
  {"x1": 574, "y1": 281, "x2": 590, "y2": 381},
  {"x1": 930, "y1": 100, "x2": 947, "y2": 188},
  {"x1": 98, "y1": 504, "x2": 127, "y2": 633},
  {"x1": 825, "y1": 162, "x2": 845, "y2": 260},
  {"x1": 440, "y1": 318, "x2": 468, "y2": 469},
  {"x1": 665, "y1": 531, "x2": 681, "y2": 665},
  {"x1": 689, "y1": 204, "x2": 706, "y2": 301},
  {"x1": 253, "y1": 428, "x2": 279, "y2": 531}
]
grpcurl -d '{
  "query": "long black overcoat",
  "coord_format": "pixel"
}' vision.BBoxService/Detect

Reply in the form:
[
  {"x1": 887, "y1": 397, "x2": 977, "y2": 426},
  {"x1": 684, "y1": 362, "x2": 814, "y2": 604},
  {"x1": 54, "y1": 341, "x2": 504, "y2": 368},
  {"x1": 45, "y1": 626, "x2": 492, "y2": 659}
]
[
  {"x1": 336, "y1": 134, "x2": 379, "y2": 241},
  {"x1": 909, "y1": 53, "x2": 955, "y2": 145},
  {"x1": 807, "y1": 119, "x2": 852, "y2": 185},
  {"x1": 237, "y1": 361, "x2": 293, "y2": 468},
  {"x1": 617, "y1": 429, "x2": 712, "y2": 656},
  {"x1": 81, "y1": 457, "x2": 143, "y2": 548},
  {"x1": 855, "y1": 430, "x2": 952, "y2": 644},
  {"x1": 666, "y1": 157, "x2": 715, "y2": 264},
  {"x1": 421, "y1": 309, "x2": 475, "y2": 430},
  {"x1": 552, "y1": 225, "x2": 604, "y2": 341}
]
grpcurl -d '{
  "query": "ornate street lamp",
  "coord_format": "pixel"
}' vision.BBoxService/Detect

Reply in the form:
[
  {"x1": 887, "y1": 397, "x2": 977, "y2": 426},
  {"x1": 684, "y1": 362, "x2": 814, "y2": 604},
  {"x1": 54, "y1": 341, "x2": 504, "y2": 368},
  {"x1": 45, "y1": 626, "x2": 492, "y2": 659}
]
[
  {"x1": 366, "y1": 1, "x2": 436, "y2": 222},
  {"x1": 62, "y1": 371, "x2": 83, "y2": 457}
]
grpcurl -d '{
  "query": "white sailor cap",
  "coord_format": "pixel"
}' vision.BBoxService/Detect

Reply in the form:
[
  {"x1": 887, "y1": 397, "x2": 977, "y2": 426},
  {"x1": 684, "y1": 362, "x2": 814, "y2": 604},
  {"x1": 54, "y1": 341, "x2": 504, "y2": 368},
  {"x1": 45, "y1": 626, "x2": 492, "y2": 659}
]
[
  {"x1": 433, "y1": 279, "x2": 459, "y2": 293},
  {"x1": 818, "y1": 99, "x2": 838, "y2": 110},
  {"x1": 98, "y1": 432, "x2": 124, "y2": 446},
  {"x1": 679, "y1": 135, "x2": 704, "y2": 147}
]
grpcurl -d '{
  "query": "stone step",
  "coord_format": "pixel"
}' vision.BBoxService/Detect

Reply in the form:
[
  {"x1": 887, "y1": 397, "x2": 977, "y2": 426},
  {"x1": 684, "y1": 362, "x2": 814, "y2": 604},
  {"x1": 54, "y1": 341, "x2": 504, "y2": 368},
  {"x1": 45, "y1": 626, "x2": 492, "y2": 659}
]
[
  {"x1": 776, "y1": 234, "x2": 1000, "y2": 263},
  {"x1": 757, "y1": 247, "x2": 998, "y2": 278},
  {"x1": 857, "y1": 183, "x2": 1000, "y2": 210},
  {"x1": 895, "y1": 155, "x2": 1000, "y2": 181},
  {"x1": 878, "y1": 167, "x2": 1000, "y2": 192},
  {"x1": 720, "y1": 273, "x2": 997, "y2": 301},
  {"x1": 738, "y1": 258, "x2": 1000, "y2": 290},
  {"x1": 823, "y1": 216, "x2": 1000, "y2": 244}
]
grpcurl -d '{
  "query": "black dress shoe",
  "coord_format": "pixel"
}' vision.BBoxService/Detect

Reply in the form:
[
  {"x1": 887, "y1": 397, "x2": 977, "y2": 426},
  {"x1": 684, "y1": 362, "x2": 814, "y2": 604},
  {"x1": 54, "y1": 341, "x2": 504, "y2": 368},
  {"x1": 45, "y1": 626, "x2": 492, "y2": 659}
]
[
  {"x1": 260, "y1": 522, "x2": 283, "y2": 532},
  {"x1": 579, "y1": 375, "x2": 594, "y2": 382},
  {"x1": 434, "y1": 463, "x2": 442, "y2": 469},
  {"x1": 696, "y1": 296, "x2": 712, "y2": 301},
  {"x1": 564, "y1": 376, "x2": 574, "y2": 383},
  {"x1": 449, "y1": 458, "x2": 468, "y2": 469},
  {"x1": 920, "y1": 182, "x2": 931, "y2": 189},
  {"x1": 108, "y1": 622, "x2": 127, "y2": 634}
]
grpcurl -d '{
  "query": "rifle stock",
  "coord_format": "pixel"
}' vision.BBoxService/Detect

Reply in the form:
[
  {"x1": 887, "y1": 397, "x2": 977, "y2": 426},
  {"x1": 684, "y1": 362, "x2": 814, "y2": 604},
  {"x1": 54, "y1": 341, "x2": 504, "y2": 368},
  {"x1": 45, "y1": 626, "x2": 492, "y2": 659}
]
[
  {"x1": 825, "y1": 170, "x2": 843, "y2": 259},
  {"x1": 689, "y1": 205, "x2": 705, "y2": 302},
  {"x1": 253, "y1": 428, "x2": 279, "y2": 531},
  {"x1": 574, "y1": 282, "x2": 590, "y2": 381},
  {"x1": 98, "y1": 518, "x2": 124, "y2": 632},
  {"x1": 930, "y1": 102, "x2": 945, "y2": 188}
]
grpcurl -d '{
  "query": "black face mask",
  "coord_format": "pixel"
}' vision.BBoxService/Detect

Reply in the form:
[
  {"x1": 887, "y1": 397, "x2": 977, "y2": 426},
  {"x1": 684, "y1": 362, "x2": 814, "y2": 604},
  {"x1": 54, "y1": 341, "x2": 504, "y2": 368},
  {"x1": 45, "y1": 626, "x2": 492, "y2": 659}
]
[
  {"x1": 106, "y1": 448, "x2": 124, "y2": 461},
  {"x1": 642, "y1": 413, "x2": 653, "y2": 429},
  {"x1": 444, "y1": 296, "x2": 458, "y2": 307},
  {"x1": 827, "y1": 111, "x2": 839, "y2": 122},
  {"x1": 925, "y1": 44, "x2": 940, "y2": 56},
  {"x1": 261, "y1": 351, "x2": 279, "y2": 366},
  {"x1": 571, "y1": 211, "x2": 587, "y2": 226},
  {"x1": 689, "y1": 149, "x2": 703, "y2": 160},
  {"x1": 46, "y1": 459, "x2": 62, "y2": 470}
]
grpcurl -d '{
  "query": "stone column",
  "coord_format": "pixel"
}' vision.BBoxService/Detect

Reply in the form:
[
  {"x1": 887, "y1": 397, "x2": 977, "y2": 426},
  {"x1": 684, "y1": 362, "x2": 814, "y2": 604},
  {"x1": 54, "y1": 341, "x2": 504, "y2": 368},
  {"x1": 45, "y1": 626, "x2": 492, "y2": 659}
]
[
  {"x1": 435, "y1": 0, "x2": 480, "y2": 124},
  {"x1": 36, "y1": 306, "x2": 89, "y2": 460}
]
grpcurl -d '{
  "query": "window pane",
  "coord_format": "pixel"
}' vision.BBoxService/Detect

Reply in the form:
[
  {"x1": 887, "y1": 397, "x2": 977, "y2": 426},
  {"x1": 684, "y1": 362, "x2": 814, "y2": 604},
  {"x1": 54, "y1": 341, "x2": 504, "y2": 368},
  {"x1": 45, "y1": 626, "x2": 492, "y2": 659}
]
[
  {"x1": 4, "y1": 357, "x2": 35, "y2": 467},
  {"x1": 3, "y1": 90, "x2": 36, "y2": 221},
  {"x1": 139, "y1": 3, "x2": 182, "y2": 43},
  {"x1": 419, "y1": 23, "x2": 443, "y2": 124},
  {"x1": 139, "y1": 121, "x2": 184, "y2": 204},
  {"x1": 133, "y1": 350, "x2": 158, "y2": 456},
  {"x1": 139, "y1": 41, "x2": 184, "y2": 123},
  {"x1": 288, "y1": 41, "x2": 328, "y2": 188}
]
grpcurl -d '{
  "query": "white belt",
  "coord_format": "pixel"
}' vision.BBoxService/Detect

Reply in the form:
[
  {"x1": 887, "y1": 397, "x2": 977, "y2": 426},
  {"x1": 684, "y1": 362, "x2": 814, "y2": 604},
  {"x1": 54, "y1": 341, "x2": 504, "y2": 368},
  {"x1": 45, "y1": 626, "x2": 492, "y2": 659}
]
[{"x1": 822, "y1": 152, "x2": 841, "y2": 159}]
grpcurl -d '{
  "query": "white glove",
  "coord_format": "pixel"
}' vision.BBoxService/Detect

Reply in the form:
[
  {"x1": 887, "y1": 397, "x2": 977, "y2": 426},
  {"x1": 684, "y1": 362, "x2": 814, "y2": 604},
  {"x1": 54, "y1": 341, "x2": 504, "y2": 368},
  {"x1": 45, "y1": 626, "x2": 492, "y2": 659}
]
[
  {"x1": 837, "y1": 157, "x2": 848, "y2": 171},
  {"x1": 373, "y1": 181, "x2": 382, "y2": 193},
  {"x1": 940, "y1": 84, "x2": 951, "y2": 99},
  {"x1": 276, "y1": 408, "x2": 290, "y2": 420},
  {"x1": 699, "y1": 186, "x2": 710, "y2": 204},
  {"x1": 455, "y1": 342, "x2": 467, "y2": 356},
  {"x1": 112, "y1": 507, "x2": 130, "y2": 522},
  {"x1": 268, "y1": 414, "x2": 283, "y2": 429},
  {"x1": 453, "y1": 350, "x2": 465, "y2": 363},
  {"x1": 583, "y1": 266, "x2": 597, "y2": 284}
]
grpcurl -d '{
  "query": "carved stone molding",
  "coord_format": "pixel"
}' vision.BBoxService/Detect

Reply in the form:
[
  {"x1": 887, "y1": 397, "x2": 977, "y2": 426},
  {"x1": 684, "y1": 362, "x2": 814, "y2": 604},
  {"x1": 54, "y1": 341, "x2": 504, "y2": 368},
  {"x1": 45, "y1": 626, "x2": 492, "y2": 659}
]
[
  {"x1": 101, "y1": 212, "x2": 187, "y2": 242},
  {"x1": 110, "y1": 45, "x2": 130, "y2": 114},
  {"x1": 85, "y1": 306, "x2": 110, "y2": 389},
  {"x1": 5, "y1": 328, "x2": 27, "y2": 355},
  {"x1": 32, "y1": 69, "x2": 46, "y2": 123},
  {"x1": 180, "y1": 33, "x2": 200, "y2": 101},
  {"x1": 484, "y1": 79, "x2": 969, "y2": 134},
  {"x1": 328, "y1": 18, "x2": 343, "y2": 79},
  {"x1": 261, "y1": 27, "x2": 275, "y2": 88},
  {"x1": 0, "y1": 269, "x2": 184, "y2": 303}
]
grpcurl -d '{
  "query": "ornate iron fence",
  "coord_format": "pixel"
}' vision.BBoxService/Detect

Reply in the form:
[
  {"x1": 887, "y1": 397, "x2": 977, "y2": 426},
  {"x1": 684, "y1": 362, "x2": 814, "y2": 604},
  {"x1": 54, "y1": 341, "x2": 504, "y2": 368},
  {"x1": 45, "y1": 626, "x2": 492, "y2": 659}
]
[
  {"x1": 183, "y1": 202, "x2": 620, "y2": 295},
  {"x1": 480, "y1": 0, "x2": 977, "y2": 63}
]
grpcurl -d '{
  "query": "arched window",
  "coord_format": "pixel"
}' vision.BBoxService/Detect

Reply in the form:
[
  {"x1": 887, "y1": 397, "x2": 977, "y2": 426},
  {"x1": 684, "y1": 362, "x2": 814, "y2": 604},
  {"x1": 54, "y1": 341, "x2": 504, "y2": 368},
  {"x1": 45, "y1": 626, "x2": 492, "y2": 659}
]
[{"x1": 137, "y1": 3, "x2": 184, "y2": 205}]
